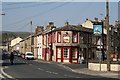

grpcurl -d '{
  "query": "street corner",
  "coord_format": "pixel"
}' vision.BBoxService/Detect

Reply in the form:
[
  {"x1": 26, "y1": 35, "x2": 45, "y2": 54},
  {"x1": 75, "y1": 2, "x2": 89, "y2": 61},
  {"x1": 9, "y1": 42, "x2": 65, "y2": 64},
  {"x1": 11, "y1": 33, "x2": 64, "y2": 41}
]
[
  {"x1": 33, "y1": 59, "x2": 52, "y2": 64},
  {"x1": 0, "y1": 66, "x2": 14, "y2": 79},
  {"x1": 56, "y1": 63, "x2": 73, "y2": 72}
]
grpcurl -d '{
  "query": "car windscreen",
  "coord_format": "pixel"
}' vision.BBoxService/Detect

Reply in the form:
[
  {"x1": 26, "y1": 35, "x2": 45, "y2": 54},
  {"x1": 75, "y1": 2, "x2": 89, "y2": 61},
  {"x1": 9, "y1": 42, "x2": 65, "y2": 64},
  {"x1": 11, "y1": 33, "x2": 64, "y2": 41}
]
[
  {"x1": 13, "y1": 52, "x2": 18, "y2": 54},
  {"x1": 27, "y1": 53, "x2": 33, "y2": 56}
]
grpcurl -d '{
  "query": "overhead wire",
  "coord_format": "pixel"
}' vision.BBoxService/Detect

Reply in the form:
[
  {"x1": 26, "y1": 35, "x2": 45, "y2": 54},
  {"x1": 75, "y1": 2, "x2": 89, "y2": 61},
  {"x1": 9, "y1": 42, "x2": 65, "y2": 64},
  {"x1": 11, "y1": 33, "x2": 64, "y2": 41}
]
[
  {"x1": 5, "y1": 22, "x2": 30, "y2": 30},
  {"x1": 2, "y1": 2, "x2": 55, "y2": 11},
  {"x1": 0, "y1": 2, "x2": 33, "y2": 5},
  {"x1": 3, "y1": 2, "x2": 56, "y2": 28},
  {"x1": 4, "y1": 2, "x2": 70, "y2": 30},
  {"x1": 14, "y1": 23, "x2": 30, "y2": 32},
  {"x1": 28, "y1": 2, "x2": 70, "y2": 21},
  {"x1": 0, "y1": 0, "x2": 61, "y2": 6}
]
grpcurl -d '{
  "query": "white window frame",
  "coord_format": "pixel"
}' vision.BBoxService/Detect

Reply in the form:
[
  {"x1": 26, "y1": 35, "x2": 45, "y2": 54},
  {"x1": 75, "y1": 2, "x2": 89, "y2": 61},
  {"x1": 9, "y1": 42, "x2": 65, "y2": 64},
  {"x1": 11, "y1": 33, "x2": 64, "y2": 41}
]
[{"x1": 63, "y1": 48, "x2": 69, "y2": 58}]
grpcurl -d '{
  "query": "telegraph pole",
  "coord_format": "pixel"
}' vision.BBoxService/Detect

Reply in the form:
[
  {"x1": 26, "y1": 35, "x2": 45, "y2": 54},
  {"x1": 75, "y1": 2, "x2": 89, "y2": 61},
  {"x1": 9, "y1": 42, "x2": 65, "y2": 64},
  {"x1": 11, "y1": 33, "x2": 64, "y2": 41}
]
[
  {"x1": 30, "y1": 21, "x2": 32, "y2": 52},
  {"x1": 106, "y1": 0, "x2": 110, "y2": 71},
  {"x1": 30, "y1": 21, "x2": 32, "y2": 34}
]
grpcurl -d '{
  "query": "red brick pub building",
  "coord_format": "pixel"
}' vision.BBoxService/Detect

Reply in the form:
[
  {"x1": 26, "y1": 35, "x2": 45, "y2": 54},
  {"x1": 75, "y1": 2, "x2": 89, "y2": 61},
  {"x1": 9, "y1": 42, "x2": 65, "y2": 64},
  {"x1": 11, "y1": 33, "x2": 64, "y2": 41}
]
[{"x1": 42, "y1": 22, "x2": 95, "y2": 63}]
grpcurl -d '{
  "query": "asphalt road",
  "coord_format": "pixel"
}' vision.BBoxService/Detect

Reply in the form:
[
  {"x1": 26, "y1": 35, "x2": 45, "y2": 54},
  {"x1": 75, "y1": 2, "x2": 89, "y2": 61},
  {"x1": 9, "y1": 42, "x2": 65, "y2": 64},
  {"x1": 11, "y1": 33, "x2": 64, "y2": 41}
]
[{"x1": 1, "y1": 54, "x2": 118, "y2": 80}]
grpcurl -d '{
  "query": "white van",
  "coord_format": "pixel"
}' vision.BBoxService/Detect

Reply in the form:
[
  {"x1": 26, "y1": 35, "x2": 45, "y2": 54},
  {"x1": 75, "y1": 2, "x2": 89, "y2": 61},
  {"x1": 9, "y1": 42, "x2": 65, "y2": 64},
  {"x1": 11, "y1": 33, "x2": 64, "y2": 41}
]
[{"x1": 25, "y1": 52, "x2": 34, "y2": 60}]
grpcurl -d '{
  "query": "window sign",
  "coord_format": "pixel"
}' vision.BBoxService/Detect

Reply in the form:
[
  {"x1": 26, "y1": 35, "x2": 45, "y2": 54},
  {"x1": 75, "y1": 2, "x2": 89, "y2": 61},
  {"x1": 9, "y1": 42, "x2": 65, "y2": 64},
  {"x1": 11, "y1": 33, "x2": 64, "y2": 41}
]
[
  {"x1": 63, "y1": 35, "x2": 70, "y2": 43},
  {"x1": 93, "y1": 25, "x2": 103, "y2": 36}
]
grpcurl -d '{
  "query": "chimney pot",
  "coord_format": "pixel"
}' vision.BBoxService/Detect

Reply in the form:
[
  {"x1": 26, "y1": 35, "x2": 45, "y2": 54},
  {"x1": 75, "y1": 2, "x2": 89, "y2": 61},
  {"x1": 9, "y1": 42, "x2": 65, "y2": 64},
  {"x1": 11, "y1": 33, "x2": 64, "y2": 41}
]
[
  {"x1": 65, "y1": 21, "x2": 69, "y2": 26},
  {"x1": 94, "y1": 17, "x2": 98, "y2": 22},
  {"x1": 49, "y1": 22, "x2": 54, "y2": 26},
  {"x1": 35, "y1": 26, "x2": 44, "y2": 34}
]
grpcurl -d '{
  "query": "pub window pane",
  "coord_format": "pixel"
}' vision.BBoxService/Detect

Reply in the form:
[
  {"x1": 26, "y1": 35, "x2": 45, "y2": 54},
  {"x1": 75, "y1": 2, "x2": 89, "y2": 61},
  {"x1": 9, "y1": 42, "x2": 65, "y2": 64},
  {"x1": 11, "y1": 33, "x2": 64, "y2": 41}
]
[
  {"x1": 72, "y1": 48, "x2": 77, "y2": 58},
  {"x1": 64, "y1": 48, "x2": 69, "y2": 58},
  {"x1": 73, "y1": 32, "x2": 78, "y2": 43},
  {"x1": 57, "y1": 32, "x2": 61, "y2": 42}
]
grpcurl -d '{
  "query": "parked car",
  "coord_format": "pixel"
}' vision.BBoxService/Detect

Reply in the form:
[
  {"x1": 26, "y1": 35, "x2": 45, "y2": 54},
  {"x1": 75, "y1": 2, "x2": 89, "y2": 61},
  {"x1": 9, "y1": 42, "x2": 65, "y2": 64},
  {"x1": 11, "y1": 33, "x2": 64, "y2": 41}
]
[
  {"x1": 17, "y1": 52, "x2": 22, "y2": 57},
  {"x1": 2, "y1": 51, "x2": 9, "y2": 55},
  {"x1": 13, "y1": 51, "x2": 18, "y2": 56},
  {"x1": 25, "y1": 52, "x2": 34, "y2": 60}
]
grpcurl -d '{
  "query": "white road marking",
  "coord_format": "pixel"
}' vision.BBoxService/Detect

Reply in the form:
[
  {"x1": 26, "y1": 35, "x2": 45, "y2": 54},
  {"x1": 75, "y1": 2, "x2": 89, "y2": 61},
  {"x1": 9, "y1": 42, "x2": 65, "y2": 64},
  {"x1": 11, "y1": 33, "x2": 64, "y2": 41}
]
[
  {"x1": 0, "y1": 74, "x2": 5, "y2": 78},
  {"x1": 45, "y1": 70, "x2": 58, "y2": 75},
  {"x1": 64, "y1": 74, "x2": 76, "y2": 78},
  {"x1": 52, "y1": 72, "x2": 58, "y2": 75},
  {"x1": 38, "y1": 68, "x2": 44, "y2": 71},
  {"x1": 46, "y1": 71, "x2": 52, "y2": 73},
  {"x1": 1, "y1": 67, "x2": 14, "y2": 79},
  {"x1": 37, "y1": 68, "x2": 58, "y2": 75}
]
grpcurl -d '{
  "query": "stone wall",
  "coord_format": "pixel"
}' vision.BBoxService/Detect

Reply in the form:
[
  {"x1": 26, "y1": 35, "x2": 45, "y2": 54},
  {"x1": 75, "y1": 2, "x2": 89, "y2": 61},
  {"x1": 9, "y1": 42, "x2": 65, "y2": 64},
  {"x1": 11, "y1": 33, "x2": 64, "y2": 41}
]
[{"x1": 88, "y1": 62, "x2": 120, "y2": 71}]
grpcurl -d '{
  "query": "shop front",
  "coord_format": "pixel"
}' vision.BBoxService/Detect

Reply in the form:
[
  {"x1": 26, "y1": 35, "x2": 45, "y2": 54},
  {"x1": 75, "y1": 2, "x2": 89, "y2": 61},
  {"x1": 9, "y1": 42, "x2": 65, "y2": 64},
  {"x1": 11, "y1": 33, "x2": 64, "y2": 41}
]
[{"x1": 56, "y1": 47, "x2": 78, "y2": 63}]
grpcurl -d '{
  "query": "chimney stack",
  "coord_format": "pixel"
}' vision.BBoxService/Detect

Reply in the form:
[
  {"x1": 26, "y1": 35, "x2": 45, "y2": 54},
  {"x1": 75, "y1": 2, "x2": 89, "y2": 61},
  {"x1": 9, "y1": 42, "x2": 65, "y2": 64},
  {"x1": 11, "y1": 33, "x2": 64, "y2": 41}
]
[
  {"x1": 94, "y1": 17, "x2": 98, "y2": 22},
  {"x1": 65, "y1": 21, "x2": 69, "y2": 26},
  {"x1": 115, "y1": 20, "x2": 120, "y2": 26},
  {"x1": 46, "y1": 22, "x2": 56, "y2": 31},
  {"x1": 86, "y1": 18, "x2": 89, "y2": 20},
  {"x1": 49, "y1": 22, "x2": 54, "y2": 26},
  {"x1": 35, "y1": 26, "x2": 44, "y2": 34}
]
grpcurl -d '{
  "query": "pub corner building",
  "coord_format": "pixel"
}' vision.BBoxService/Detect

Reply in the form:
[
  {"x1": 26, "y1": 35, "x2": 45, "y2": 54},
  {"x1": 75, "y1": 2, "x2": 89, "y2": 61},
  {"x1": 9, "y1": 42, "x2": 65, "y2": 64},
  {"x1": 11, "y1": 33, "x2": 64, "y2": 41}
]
[{"x1": 13, "y1": 18, "x2": 109, "y2": 64}]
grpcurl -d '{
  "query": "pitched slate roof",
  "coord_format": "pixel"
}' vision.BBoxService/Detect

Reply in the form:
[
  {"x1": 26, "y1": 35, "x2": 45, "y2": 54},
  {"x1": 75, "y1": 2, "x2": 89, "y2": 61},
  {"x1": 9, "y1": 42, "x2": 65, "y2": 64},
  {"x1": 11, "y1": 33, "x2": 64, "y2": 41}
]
[{"x1": 53, "y1": 25, "x2": 93, "y2": 32}]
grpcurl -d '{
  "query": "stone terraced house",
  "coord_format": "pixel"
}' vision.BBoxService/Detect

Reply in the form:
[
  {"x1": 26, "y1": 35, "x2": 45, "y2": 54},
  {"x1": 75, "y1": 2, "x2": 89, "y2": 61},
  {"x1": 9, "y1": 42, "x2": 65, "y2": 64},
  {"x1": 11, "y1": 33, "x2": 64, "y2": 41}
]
[{"x1": 12, "y1": 18, "x2": 120, "y2": 63}]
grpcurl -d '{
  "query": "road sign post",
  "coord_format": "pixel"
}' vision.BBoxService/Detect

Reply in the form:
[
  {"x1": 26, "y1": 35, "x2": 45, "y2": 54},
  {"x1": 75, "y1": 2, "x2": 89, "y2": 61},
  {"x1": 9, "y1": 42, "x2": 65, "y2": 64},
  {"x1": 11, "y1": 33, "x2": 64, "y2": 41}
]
[{"x1": 93, "y1": 24, "x2": 103, "y2": 71}]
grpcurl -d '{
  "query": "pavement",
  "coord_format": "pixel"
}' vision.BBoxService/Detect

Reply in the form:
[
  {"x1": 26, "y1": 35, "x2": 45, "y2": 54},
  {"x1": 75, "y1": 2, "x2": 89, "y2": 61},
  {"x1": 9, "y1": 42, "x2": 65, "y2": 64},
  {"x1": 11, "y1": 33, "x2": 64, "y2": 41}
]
[{"x1": 34, "y1": 59, "x2": 120, "y2": 79}]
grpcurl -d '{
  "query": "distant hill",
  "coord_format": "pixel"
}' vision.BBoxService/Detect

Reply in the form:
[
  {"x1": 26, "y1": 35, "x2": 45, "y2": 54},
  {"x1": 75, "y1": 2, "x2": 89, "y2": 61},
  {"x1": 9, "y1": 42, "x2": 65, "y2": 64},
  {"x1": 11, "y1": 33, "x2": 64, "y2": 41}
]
[{"x1": 0, "y1": 31, "x2": 31, "y2": 45}]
